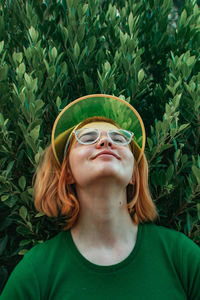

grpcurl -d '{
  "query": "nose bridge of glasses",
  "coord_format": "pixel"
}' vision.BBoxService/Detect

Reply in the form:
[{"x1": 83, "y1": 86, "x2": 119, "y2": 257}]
[
  {"x1": 94, "y1": 129, "x2": 112, "y2": 143},
  {"x1": 97, "y1": 129, "x2": 113, "y2": 143},
  {"x1": 99, "y1": 129, "x2": 109, "y2": 137}
]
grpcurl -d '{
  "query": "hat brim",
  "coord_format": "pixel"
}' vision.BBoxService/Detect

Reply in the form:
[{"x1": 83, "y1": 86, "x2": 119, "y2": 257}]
[{"x1": 52, "y1": 94, "x2": 145, "y2": 165}]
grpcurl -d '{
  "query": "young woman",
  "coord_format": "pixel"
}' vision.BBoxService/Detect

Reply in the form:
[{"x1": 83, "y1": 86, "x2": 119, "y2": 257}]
[{"x1": 1, "y1": 94, "x2": 200, "y2": 299}]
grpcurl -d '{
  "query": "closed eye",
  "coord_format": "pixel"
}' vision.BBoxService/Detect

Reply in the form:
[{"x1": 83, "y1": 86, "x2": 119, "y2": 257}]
[{"x1": 78, "y1": 131, "x2": 98, "y2": 143}]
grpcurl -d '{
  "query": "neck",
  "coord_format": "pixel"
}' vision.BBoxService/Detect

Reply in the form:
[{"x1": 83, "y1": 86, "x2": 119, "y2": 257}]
[{"x1": 71, "y1": 178, "x2": 137, "y2": 247}]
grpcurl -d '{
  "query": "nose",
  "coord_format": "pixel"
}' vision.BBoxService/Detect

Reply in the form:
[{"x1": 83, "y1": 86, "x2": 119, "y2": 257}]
[{"x1": 96, "y1": 133, "x2": 113, "y2": 148}]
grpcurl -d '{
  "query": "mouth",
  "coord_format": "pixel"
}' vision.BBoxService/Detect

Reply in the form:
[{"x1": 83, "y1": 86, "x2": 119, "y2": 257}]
[{"x1": 93, "y1": 151, "x2": 120, "y2": 160}]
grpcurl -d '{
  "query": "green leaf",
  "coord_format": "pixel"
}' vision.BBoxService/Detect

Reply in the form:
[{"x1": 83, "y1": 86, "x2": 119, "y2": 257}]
[
  {"x1": 60, "y1": 61, "x2": 68, "y2": 75},
  {"x1": 35, "y1": 152, "x2": 41, "y2": 164},
  {"x1": 166, "y1": 164, "x2": 174, "y2": 183},
  {"x1": 147, "y1": 137, "x2": 153, "y2": 150},
  {"x1": 138, "y1": 69, "x2": 144, "y2": 83},
  {"x1": 160, "y1": 144, "x2": 173, "y2": 153},
  {"x1": 120, "y1": 30, "x2": 127, "y2": 46},
  {"x1": 35, "y1": 99, "x2": 44, "y2": 112},
  {"x1": 51, "y1": 47, "x2": 57, "y2": 59},
  {"x1": 18, "y1": 176, "x2": 26, "y2": 191},
  {"x1": 27, "y1": 188, "x2": 33, "y2": 195},
  {"x1": 192, "y1": 165, "x2": 200, "y2": 184},
  {"x1": 178, "y1": 123, "x2": 189, "y2": 132},
  {"x1": 170, "y1": 128, "x2": 177, "y2": 138},
  {"x1": 43, "y1": 59, "x2": 49, "y2": 72},
  {"x1": 24, "y1": 73, "x2": 31, "y2": 86},
  {"x1": 181, "y1": 154, "x2": 188, "y2": 165},
  {"x1": 166, "y1": 84, "x2": 174, "y2": 95},
  {"x1": 0, "y1": 113, "x2": 4, "y2": 126},
  {"x1": 6, "y1": 161, "x2": 15, "y2": 178},
  {"x1": 48, "y1": 66, "x2": 56, "y2": 77},
  {"x1": 128, "y1": 12, "x2": 134, "y2": 35},
  {"x1": 29, "y1": 26, "x2": 39, "y2": 44},
  {"x1": 18, "y1": 249, "x2": 29, "y2": 255},
  {"x1": 1, "y1": 194, "x2": 17, "y2": 207},
  {"x1": 18, "y1": 63, "x2": 26, "y2": 75},
  {"x1": 0, "y1": 40, "x2": 4, "y2": 54},
  {"x1": 16, "y1": 225, "x2": 31, "y2": 236},
  {"x1": 186, "y1": 56, "x2": 196, "y2": 66},
  {"x1": 174, "y1": 94, "x2": 181, "y2": 109},
  {"x1": 162, "y1": 120, "x2": 170, "y2": 132},
  {"x1": 56, "y1": 96, "x2": 61, "y2": 109},
  {"x1": 78, "y1": 47, "x2": 87, "y2": 64},
  {"x1": 174, "y1": 149, "x2": 181, "y2": 161},
  {"x1": 19, "y1": 206, "x2": 28, "y2": 220},
  {"x1": 19, "y1": 240, "x2": 31, "y2": 247},
  {"x1": 83, "y1": 3, "x2": 88, "y2": 14},
  {"x1": 88, "y1": 36, "x2": 96, "y2": 54},
  {"x1": 104, "y1": 61, "x2": 111, "y2": 73},
  {"x1": 30, "y1": 125, "x2": 40, "y2": 142},
  {"x1": 74, "y1": 42, "x2": 80, "y2": 60},
  {"x1": 35, "y1": 212, "x2": 45, "y2": 218},
  {"x1": 179, "y1": 9, "x2": 187, "y2": 26},
  {"x1": 77, "y1": 24, "x2": 85, "y2": 43},
  {"x1": 12, "y1": 52, "x2": 23, "y2": 64},
  {"x1": 0, "y1": 66, "x2": 8, "y2": 80},
  {"x1": 1, "y1": 195, "x2": 9, "y2": 202},
  {"x1": 155, "y1": 121, "x2": 162, "y2": 132}
]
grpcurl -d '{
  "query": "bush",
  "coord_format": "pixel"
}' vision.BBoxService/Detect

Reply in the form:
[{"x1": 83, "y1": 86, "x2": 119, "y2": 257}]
[{"x1": 0, "y1": 0, "x2": 199, "y2": 291}]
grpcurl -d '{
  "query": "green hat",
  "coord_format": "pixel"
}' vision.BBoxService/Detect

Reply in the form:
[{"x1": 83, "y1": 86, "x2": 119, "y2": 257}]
[{"x1": 51, "y1": 94, "x2": 146, "y2": 165}]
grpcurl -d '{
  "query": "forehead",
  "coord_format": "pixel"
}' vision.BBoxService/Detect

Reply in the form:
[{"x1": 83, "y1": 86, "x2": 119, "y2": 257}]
[{"x1": 81, "y1": 121, "x2": 118, "y2": 130}]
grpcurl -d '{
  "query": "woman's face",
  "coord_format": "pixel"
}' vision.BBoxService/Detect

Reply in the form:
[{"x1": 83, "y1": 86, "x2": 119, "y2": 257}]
[{"x1": 68, "y1": 122, "x2": 134, "y2": 188}]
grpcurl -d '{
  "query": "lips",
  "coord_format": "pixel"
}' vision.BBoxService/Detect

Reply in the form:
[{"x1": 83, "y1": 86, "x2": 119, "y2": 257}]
[{"x1": 92, "y1": 150, "x2": 120, "y2": 159}]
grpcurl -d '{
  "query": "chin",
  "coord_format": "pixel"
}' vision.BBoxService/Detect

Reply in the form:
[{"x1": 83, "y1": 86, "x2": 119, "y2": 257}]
[{"x1": 93, "y1": 168, "x2": 130, "y2": 184}]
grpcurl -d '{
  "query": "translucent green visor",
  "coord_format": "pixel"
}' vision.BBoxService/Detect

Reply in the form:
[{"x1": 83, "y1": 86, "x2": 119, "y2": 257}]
[{"x1": 51, "y1": 94, "x2": 146, "y2": 165}]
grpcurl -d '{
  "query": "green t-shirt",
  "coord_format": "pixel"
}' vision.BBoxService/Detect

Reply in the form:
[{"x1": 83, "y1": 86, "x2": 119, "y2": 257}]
[{"x1": 1, "y1": 223, "x2": 200, "y2": 300}]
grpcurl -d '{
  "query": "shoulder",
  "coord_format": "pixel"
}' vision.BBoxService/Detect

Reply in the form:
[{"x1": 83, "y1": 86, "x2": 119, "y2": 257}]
[
  {"x1": 5, "y1": 231, "x2": 69, "y2": 289},
  {"x1": 141, "y1": 222, "x2": 200, "y2": 253},
  {"x1": 142, "y1": 222, "x2": 189, "y2": 239},
  {"x1": 0, "y1": 232, "x2": 69, "y2": 299},
  {"x1": 141, "y1": 223, "x2": 200, "y2": 300},
  {"x1": 23, "y1": 231, "x2": 68, "y2": 266},
  {"x1": 140, "y1": 223, "x2": 200, "y2": 274}
]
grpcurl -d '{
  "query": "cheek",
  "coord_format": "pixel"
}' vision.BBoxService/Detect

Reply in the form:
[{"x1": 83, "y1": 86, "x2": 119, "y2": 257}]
[
  {"x1": 68, "y1": 147, "x2": 95, "y2": 186},
  {"x1": 124, "y1": 149, "x2": 135, "y2": 177},
  {"x1": 123, "y1": 147, "x2": 134, "y2": 164},
  {"x1": 69, "y1": 147, "x2": 93, "y2": 173},
  {"x1": 68, "y1": 151, "x2": 82, "y2": 184}
]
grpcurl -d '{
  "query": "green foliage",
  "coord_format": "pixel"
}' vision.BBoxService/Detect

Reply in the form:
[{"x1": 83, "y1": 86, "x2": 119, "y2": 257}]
[{"x1": 0, "y1": 0, "x2": 199, "y2": 290}]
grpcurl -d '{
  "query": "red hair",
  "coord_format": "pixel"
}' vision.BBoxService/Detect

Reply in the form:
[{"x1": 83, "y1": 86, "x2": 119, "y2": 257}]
[{"x1": 34, "y1": 117, "x2": 158, "y2": 229}]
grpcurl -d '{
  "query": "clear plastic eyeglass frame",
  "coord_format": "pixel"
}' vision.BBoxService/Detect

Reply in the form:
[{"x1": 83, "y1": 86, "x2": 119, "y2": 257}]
[{"x1": 74, "y1": 128, "x2": 134, "y2": 146}]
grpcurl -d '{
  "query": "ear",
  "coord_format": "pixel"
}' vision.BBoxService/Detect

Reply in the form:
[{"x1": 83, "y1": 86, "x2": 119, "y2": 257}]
[{"x1": 66, "y1": 167, "x2": 75, "y2": 184}]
